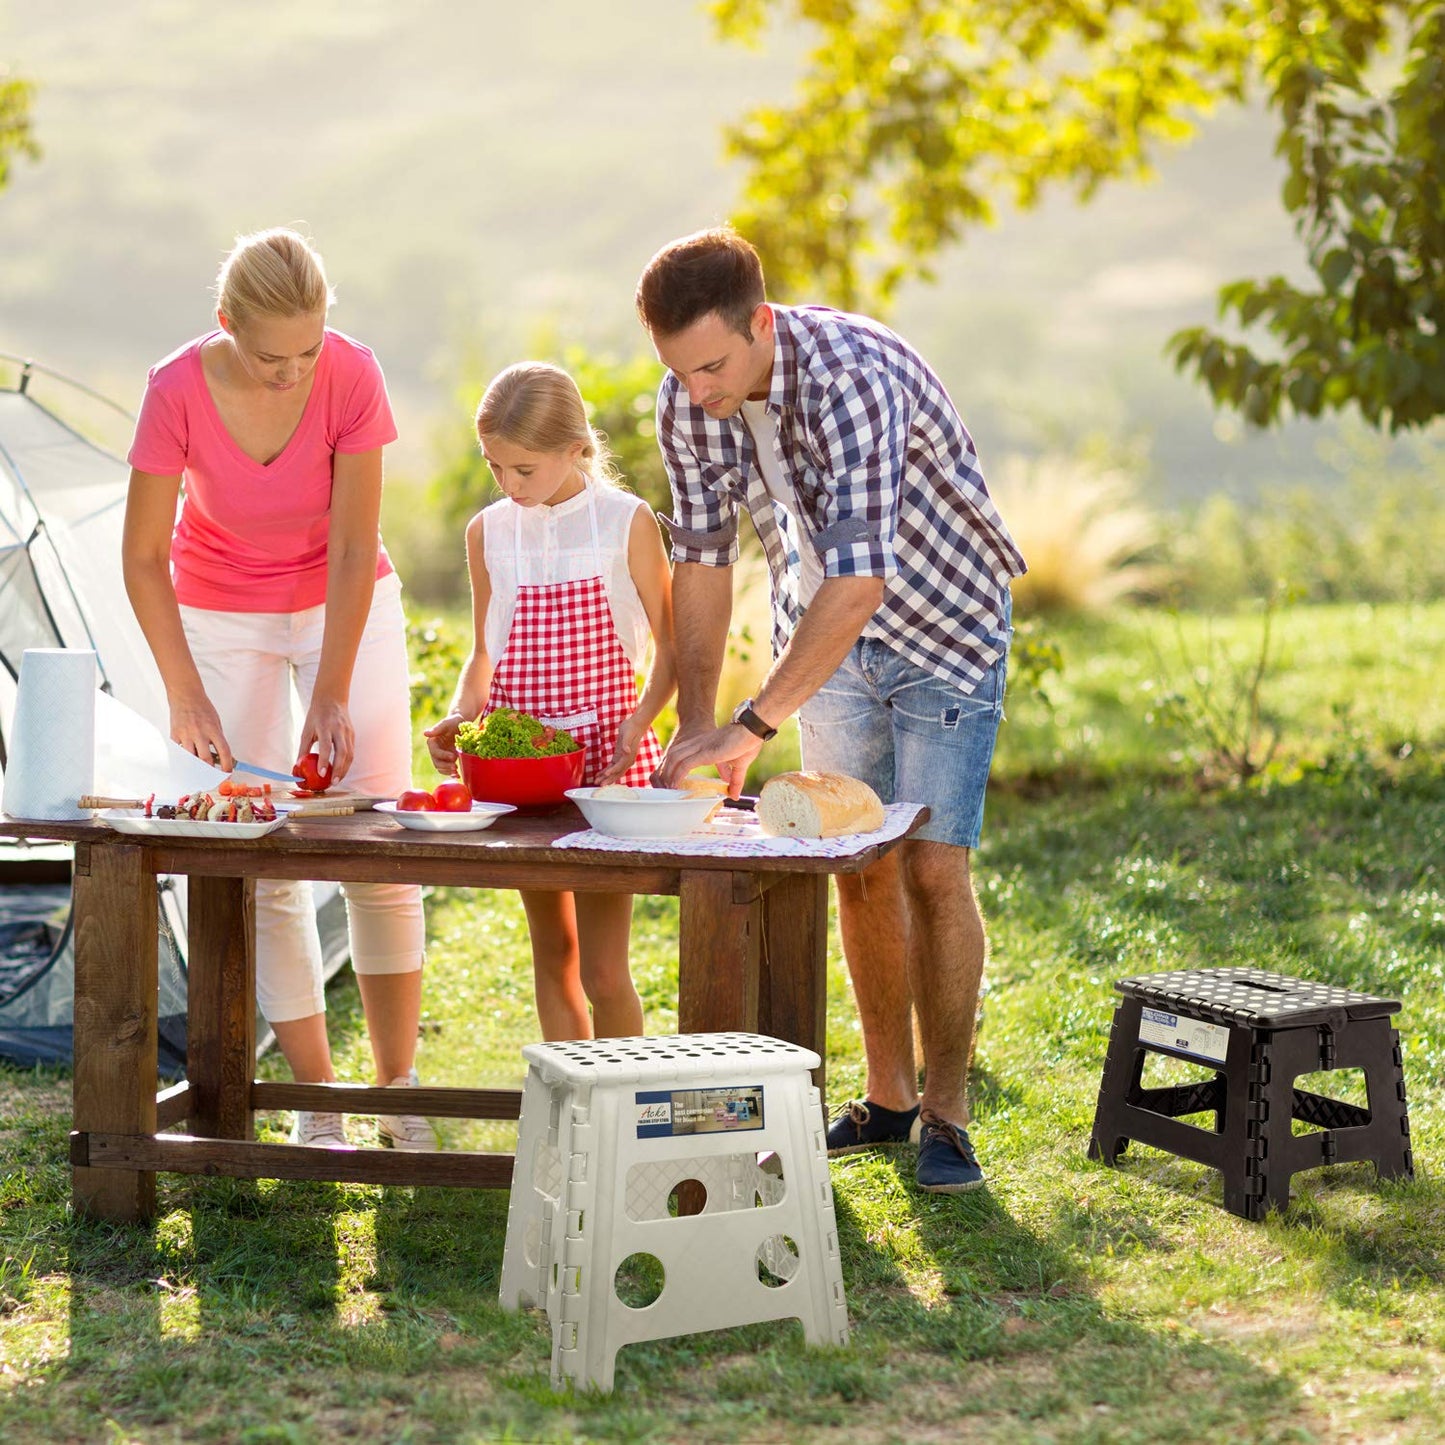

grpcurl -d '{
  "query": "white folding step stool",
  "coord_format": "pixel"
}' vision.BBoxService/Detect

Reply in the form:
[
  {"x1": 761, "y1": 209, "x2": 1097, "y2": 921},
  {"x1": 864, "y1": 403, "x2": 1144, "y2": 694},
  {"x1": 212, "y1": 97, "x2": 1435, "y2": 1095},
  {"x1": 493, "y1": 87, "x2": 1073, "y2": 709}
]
[{"x1": 499, "y1": 1032, "x2": 850, "y2": 1392}]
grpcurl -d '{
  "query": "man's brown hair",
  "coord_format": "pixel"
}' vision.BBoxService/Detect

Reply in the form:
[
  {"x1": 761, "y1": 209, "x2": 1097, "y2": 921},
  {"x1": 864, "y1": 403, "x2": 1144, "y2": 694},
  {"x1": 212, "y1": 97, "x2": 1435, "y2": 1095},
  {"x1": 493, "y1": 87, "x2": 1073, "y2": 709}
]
[{"x1": 635, "y1": 227, "x2": 766, "y2": 340}]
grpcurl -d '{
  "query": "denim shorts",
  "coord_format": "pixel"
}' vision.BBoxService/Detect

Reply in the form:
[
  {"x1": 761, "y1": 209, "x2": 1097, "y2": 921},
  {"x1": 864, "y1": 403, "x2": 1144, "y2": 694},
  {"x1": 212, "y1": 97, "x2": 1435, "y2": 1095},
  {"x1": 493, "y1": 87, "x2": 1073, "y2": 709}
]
[{"x1": 797, "y1": 616, "x2": 1010, "y2": 849}]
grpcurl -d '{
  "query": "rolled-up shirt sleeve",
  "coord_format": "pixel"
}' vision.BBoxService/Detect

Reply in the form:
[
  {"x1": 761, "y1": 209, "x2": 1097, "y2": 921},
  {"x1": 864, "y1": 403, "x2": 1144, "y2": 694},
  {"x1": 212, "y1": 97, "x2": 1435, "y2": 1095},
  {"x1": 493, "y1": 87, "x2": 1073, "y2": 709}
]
[
  {"x1": 656, "y1": 380, "x2": 739, "y2": 567},
  {"x1": 806, "y1": 369, "x2": 907, "y2": 580}
]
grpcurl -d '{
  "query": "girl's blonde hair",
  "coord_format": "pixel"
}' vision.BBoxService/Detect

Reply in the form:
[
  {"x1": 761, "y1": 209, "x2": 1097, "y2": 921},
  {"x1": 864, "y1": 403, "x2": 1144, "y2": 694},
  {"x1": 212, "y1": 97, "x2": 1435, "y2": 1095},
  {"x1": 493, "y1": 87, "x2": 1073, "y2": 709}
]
[
  {"x1": 215, "y1": 228, "x2": 335, "y2": 326},
  {"x1": 475, "y1": 362, "x2": 618, "y2": 485}
]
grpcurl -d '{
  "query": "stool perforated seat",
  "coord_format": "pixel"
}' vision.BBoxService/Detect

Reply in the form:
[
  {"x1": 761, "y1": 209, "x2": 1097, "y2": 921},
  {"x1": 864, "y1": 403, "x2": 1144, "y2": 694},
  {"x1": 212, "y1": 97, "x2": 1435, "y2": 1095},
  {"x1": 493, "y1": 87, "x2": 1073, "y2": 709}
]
[
  {"x1": 1088, "y1": 967, "x2": 1413, "y2": 1219},
  {"x1": 500, "y1": 1032, "x2": 849, "y2": 1391}
]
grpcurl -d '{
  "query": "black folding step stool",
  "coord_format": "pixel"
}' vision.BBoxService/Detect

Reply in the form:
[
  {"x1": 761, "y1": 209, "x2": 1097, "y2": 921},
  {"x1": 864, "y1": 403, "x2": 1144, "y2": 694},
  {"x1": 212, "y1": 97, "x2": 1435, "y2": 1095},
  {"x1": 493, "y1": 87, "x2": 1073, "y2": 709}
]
[{"x1": 1088, "y1": 966, "x2": 1413, "y2": 1220}]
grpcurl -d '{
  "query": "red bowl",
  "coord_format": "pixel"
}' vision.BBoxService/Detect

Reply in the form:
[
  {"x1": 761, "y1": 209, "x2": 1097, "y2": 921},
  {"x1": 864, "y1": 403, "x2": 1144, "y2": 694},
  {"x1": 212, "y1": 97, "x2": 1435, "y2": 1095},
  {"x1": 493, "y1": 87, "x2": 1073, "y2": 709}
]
[{"x1": 458, "y1": 747, "x2": 585, "y2": 811}]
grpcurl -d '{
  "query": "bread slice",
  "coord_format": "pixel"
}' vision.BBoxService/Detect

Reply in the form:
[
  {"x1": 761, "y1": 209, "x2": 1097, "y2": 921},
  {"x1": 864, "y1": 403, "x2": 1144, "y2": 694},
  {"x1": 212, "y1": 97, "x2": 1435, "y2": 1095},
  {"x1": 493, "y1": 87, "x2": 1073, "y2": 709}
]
[
  {"x1": 681, "y1": 776, "x2": 728, "y2": 798},
  {"x1": 757, "y1": 771, "x2": 885, "y2": 838}
]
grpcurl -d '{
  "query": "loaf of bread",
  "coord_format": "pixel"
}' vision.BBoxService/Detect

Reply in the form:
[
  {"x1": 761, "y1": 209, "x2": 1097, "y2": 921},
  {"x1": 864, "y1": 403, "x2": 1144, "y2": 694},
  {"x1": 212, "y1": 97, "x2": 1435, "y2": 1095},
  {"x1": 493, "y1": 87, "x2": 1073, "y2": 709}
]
[{"x1": 757, "y1": 771, "x2": 885, "y2": 838}]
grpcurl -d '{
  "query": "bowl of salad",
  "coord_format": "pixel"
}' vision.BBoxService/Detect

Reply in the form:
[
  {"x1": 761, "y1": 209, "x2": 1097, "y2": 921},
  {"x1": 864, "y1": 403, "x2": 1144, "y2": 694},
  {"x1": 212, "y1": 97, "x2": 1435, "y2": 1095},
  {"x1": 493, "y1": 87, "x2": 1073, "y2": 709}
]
[{"x1": 456, "y1": 708, "x2": 586, "y2": 811}]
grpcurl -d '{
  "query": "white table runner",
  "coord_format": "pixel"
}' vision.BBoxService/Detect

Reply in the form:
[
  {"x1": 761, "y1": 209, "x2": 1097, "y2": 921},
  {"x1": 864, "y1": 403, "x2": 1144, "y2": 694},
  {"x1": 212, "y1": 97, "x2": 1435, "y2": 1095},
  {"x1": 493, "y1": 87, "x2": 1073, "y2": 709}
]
[{"x1": 551, "y1": 802, "x2": 926, "y2": 858}]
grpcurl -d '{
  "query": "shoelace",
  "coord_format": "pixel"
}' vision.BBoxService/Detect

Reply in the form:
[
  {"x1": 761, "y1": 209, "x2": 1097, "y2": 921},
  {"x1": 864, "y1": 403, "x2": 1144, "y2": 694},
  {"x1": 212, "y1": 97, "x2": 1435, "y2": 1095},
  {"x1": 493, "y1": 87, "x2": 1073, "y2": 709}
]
[
  {"x1": 846, "y1": 1101, "x2": 871, "y2": 1127},
  {"x1": 294, "y1": 1111, "x2": 346, "y2": 1146},
  {"x1": 920, "y1": 1111, "x2": 977, "y2": 1162},
  {"x1": 380, "y1": 1112, "x2": 434, "y2": 1145}
]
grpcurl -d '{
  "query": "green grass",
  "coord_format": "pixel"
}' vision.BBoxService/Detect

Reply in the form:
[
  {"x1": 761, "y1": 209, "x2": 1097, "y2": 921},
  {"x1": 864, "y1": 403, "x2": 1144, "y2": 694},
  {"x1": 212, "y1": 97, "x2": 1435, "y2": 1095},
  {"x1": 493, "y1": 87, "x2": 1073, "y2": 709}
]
[{"x1": 2, "y1": 600, "x2": 1444, "y2": 1442}]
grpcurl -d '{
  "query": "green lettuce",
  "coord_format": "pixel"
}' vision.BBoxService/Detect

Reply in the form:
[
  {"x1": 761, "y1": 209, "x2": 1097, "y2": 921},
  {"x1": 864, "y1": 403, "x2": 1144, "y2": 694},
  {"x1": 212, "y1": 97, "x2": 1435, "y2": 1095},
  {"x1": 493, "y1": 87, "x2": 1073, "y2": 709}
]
[{"x1": 456, "y1": 708, "x2": 579, "y2": 760}]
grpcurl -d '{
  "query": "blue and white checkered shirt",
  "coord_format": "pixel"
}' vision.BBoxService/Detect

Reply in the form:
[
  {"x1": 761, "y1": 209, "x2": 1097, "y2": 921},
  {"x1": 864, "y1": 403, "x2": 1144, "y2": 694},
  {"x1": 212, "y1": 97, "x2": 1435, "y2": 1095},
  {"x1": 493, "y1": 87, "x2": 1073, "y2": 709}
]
[{"x1": 656, "y1": 305, "x2": 1027, "y2": 691}]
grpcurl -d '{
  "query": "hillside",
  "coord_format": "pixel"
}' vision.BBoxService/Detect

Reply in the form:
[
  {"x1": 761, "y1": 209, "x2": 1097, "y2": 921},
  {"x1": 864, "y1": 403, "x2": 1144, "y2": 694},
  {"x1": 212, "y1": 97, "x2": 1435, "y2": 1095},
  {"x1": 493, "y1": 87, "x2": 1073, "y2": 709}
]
[{"x1": 0, "y1": 0, "x2": 1434, "y2": 500}]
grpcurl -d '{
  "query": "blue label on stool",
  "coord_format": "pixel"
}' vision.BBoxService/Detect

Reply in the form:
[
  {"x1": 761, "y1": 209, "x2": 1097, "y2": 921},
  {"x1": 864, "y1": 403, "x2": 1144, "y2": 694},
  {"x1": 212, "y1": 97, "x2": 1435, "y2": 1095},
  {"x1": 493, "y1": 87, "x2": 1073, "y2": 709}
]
[{"x1": 635, "y1": 1085, "x2": 765, "y2": 1138}]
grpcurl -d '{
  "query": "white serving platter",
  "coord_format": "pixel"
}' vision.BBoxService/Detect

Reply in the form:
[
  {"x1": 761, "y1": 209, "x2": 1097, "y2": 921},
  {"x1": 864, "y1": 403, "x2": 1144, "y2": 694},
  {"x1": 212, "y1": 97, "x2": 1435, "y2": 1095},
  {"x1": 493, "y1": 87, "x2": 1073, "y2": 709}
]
[
  {"x1": 102, "y1": 808, "x2": 293, "y2": 840},
  {"x1": 565, "y1": 786, "x2": 722, "y2": 839},
  {"x1": 373, "y1": 800, "x2": 516, "y2": 832}
]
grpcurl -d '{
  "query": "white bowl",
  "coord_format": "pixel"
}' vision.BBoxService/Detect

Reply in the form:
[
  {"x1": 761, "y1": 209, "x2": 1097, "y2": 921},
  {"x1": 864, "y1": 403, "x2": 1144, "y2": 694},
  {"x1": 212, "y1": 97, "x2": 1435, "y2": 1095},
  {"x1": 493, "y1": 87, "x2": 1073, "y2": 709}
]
[
  {"x1": 374, "y1": 800, "x2": 516, "y2": 832},
  {"x1": 565, "y1": 786, "x2": 721, "y2": 839}
]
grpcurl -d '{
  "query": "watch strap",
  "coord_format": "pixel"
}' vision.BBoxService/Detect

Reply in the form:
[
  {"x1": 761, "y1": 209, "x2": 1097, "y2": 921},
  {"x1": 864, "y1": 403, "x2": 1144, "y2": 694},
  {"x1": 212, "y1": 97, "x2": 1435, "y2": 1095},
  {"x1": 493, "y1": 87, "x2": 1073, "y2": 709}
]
[{"x1": 734, "y1": 701, "x2": 778, "y2": 742}]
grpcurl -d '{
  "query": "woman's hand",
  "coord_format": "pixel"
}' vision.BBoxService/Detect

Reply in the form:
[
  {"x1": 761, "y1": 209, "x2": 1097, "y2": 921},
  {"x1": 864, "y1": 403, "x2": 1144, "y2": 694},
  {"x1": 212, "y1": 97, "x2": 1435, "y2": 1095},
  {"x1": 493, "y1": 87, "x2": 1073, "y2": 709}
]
[
  {"x1": 423, "y1": 712, "x2": 467, "y2": 777},
  {"x1": 298, "y1": 694, "x2": 355, "y2": 783},
  {"x1": 596, "y1": 712, "x2": 649, "y2": 786},
  {"x1": 169, "y1": 691, "x2": 233, "y2": 771}
]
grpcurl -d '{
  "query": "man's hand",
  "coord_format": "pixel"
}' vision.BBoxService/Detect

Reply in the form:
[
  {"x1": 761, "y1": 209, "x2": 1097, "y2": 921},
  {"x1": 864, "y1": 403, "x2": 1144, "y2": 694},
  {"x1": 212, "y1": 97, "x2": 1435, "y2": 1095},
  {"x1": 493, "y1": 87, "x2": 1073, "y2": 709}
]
[{"x1": 656, "y1": 722, "x2": 763, "y2": 795}]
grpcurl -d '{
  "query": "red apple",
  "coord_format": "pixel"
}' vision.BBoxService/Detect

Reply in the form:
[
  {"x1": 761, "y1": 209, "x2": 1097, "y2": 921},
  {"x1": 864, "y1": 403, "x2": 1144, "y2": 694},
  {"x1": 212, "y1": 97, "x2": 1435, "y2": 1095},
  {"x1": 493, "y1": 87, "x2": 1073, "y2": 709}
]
[
  {"x1": 396, "y1": 788, "x2": 436, "y2": 812},
  {"x1": 432, "y1": 779, "x2": 473, "y2": 812}
]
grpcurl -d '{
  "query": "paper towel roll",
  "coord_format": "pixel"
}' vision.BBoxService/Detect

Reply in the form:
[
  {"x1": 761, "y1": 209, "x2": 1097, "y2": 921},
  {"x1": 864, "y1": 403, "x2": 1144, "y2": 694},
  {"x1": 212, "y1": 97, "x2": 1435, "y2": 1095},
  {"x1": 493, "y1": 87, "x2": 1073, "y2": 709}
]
[{"x1": 2, "y1": 648, "x2": 97, "y2": 820}]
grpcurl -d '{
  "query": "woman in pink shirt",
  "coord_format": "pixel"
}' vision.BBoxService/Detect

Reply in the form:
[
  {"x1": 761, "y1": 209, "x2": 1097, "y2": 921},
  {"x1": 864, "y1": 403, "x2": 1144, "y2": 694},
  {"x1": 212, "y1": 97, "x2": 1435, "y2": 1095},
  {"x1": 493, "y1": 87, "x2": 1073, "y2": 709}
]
[{"x1": 123, "y1": 228, "x2": 431, "y2": 1150}]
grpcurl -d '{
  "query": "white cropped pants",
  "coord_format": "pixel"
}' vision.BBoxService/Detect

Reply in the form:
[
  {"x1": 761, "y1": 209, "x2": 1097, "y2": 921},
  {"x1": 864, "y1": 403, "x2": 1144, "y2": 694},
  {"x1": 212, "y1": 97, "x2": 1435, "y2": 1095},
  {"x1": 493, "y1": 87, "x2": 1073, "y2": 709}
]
[{"x1": 180, "y1": 571, "x2": 424, "y2": 1022}]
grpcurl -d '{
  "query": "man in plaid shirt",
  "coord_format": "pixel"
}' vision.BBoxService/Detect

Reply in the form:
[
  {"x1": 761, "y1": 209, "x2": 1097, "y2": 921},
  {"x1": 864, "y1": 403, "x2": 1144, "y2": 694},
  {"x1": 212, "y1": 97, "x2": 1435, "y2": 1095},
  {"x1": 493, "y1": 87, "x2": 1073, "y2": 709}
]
[{"x1": 637, "y1": 229, "x2": 1025, "y2": 1195}]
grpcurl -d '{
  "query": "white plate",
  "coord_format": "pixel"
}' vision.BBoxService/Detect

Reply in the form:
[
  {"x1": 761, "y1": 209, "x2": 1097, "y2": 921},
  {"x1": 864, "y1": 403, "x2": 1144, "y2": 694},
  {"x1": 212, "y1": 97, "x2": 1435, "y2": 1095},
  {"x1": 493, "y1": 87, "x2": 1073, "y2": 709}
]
[
  {"x1": 374, "y1": 800, "x2": 516, "y2": 832},
  {"x1": 102, "y1": 808, "x2": 293, "y2": 840},
  {"x1": 565, "y1": 786, "x2": 722, "y2": 839}
]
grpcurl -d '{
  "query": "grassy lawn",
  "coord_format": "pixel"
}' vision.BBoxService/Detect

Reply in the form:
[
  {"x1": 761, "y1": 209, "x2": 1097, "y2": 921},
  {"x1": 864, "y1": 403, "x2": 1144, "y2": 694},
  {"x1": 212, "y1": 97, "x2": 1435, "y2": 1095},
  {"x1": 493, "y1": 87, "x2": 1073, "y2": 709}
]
[{"x1": 2, "y1": 600, "x2": 1443, "y2": 1442}]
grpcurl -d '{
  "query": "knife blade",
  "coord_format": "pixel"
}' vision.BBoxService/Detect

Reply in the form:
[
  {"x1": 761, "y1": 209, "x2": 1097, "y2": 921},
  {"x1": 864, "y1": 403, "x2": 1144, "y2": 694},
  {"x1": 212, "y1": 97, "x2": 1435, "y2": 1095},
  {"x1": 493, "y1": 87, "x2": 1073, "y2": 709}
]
[{"x1": 230, "y1": 758, "x2": 303, "y2": 784}]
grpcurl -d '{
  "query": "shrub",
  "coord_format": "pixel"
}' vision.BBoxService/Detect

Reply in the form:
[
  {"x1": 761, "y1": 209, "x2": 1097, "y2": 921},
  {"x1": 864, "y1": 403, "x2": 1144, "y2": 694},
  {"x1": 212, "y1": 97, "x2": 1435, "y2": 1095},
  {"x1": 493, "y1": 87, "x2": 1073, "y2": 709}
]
[
  {"x1": 1146, "y1": 588, "x2": 1289, "y2": 785},
  {"x1": 1169, "y1": 473, "x2": 1445, "y2": 610},
  {"x1": 405, "y1": 612, "x2": 468, "y2": 725},
  {"x1": 991, "y1": 452, "x2": 1164, "y2": 617},
  {"x1": 404, "y1": 340, "x2": 667, "y2": 606}
]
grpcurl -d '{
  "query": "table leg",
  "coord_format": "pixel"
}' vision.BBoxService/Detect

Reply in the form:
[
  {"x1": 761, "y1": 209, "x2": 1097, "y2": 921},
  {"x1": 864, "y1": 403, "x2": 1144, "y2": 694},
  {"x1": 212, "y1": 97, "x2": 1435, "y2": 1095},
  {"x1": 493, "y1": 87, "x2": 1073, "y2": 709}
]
[
  {"x1": 757, "y1": 872, "x2": 830, "y2": 1101},
  {"x1": 186, "y1": 876, "x2": 255, "y2": 1140},
  {"x1": 71, "y1": 842, "x2": 157, "y2": 1222},
  {"x1": 677, "y1": 869, "x2": 760, "y2": 1035}
]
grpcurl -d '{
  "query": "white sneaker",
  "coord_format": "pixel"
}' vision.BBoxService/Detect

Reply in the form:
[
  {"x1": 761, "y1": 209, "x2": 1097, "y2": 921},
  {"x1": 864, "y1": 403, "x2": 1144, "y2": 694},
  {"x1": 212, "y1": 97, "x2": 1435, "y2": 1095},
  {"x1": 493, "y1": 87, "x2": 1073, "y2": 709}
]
[
  {"x1": 289, "y1": 1110, "x2": 348, "y2": 1148},
  {"x1": 378, "y1": 1069, "x2": 437, "y2": 1151}
]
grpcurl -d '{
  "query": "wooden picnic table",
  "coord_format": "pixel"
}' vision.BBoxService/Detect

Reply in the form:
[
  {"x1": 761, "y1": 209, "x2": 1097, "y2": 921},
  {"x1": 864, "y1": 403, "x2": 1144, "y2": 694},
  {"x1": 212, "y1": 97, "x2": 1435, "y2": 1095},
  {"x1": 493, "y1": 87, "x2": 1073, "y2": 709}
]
[{"x1": 0, "y1": 805, "x2": 924, "y2": 1223}]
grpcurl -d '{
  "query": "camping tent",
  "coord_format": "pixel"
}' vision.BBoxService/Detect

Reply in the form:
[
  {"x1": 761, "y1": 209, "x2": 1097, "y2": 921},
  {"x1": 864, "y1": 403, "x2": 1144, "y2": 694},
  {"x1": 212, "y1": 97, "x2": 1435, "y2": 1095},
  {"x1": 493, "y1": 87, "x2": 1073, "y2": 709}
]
[{"x1": 0, "y1": 355, "x2": 347, "y2": 1070}]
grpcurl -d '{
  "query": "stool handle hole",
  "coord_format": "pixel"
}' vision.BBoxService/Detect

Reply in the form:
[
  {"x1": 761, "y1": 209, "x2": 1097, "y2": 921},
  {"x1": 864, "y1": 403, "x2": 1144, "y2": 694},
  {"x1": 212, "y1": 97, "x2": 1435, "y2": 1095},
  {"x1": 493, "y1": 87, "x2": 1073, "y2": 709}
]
[
  {"x1": 615, "y1": 1252, "x2": 665, "y2": 1310},
  {"x1": 757, "y1": 1234, "x2": 800, "y2": 1287}
]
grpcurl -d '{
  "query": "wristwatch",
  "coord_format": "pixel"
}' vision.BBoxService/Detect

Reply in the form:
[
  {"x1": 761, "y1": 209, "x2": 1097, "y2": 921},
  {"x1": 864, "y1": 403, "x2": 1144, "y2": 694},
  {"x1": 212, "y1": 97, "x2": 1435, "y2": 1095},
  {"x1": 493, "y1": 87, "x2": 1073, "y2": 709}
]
[{"x1": 731, "y1": 698, "x2": 778, "y2": 742}]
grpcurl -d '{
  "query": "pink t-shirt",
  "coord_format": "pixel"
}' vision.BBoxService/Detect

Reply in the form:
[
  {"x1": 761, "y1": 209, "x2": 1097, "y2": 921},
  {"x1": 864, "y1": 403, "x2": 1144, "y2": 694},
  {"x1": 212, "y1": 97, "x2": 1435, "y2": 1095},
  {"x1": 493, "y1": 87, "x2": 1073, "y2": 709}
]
[{"x1": 127, "y1": 328, "x2": 398, "y2": 612}]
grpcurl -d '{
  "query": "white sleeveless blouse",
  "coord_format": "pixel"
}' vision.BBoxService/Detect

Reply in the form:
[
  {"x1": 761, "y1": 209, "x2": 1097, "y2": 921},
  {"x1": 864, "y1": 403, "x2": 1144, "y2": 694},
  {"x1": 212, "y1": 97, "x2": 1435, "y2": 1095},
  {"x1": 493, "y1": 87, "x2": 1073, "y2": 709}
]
[{"x1": 481, "y1": 482, "x2": 654, "y2": 668}]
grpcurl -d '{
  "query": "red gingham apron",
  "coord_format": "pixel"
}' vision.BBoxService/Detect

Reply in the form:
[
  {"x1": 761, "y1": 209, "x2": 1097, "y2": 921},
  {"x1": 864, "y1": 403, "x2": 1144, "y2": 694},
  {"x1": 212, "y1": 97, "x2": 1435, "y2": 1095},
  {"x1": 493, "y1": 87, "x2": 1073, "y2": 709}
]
[{"x1": 485, "y1": 484, "x2": 663, "y2": 787}]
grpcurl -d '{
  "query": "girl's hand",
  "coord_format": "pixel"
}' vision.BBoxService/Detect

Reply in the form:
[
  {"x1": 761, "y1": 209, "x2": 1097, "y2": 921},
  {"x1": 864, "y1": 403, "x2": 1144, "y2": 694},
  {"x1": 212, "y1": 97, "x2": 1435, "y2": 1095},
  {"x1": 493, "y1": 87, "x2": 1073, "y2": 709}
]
[
  {"x1": 169, "y1": 692, "x2": 233, "y2": 771},
  {"x1": 597, "y1": 713, "x2": 648, "y2": 786},
  {"x1": 424, "y1": 713, "x2": 466, "y2": 776},
  {"x1": 298, "y1": 695, "x2": 355, "y2": 784}
]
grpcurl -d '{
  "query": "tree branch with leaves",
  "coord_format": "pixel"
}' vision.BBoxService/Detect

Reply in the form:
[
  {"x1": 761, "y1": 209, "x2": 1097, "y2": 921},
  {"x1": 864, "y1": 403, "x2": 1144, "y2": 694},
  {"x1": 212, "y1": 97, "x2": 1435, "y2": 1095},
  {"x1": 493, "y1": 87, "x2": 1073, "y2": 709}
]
[
  {"x1": 1170, "y1": 4, "x2": 1445, "y2": 431},
  {"x1": 0, "y1": 62, "x2": 38, "y2": 191},
  {"x1": 713, "y1": 1, "x2": 1444, "y2": 431}
]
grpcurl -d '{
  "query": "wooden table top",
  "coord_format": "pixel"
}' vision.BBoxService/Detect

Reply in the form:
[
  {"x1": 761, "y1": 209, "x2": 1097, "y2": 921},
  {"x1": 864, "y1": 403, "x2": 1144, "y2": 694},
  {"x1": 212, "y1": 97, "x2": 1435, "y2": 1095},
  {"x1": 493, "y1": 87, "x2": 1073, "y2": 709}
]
[{"x1": 0, "y1": 805, "x2": 907, "y2": 887}]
